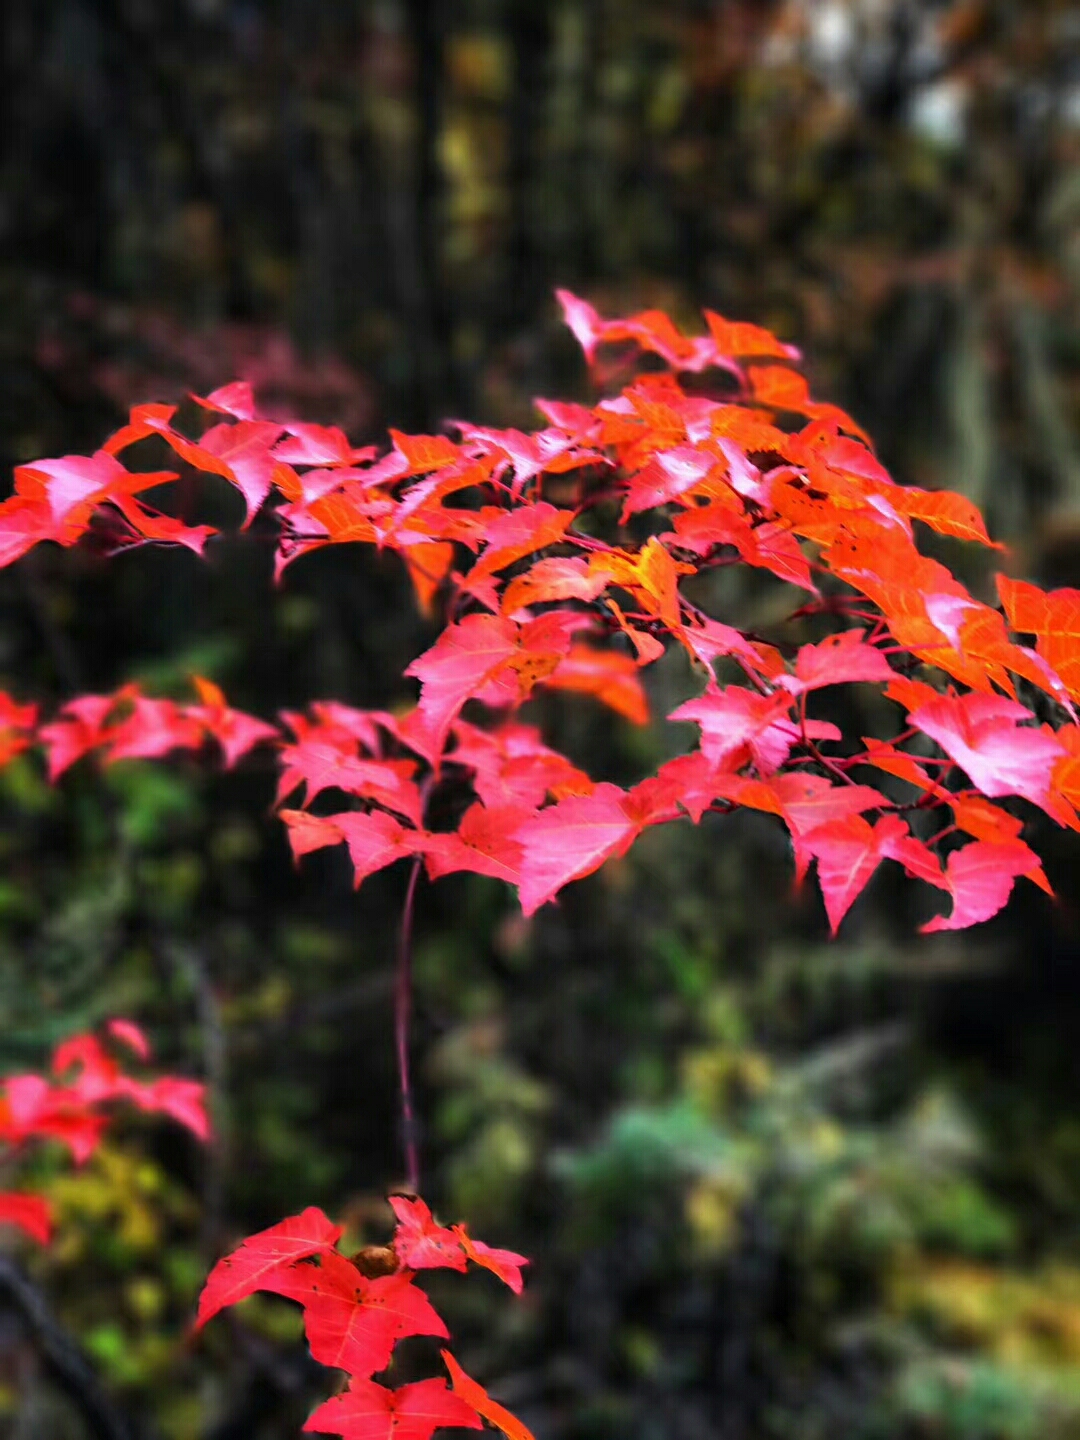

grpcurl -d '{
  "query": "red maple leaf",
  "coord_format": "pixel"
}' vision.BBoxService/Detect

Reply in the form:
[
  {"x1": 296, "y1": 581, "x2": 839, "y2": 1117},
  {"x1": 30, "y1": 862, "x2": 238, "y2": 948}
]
[
  {"x1": 455, "y1": 1229, "x2": 530, "y2": 1294},
  {"x1": 13, "y1": 450, "x2": 176, "y2": 526},
  {"x1": 406, "y1": 615, "x2": 523, "y2": 755},
  {"x1": 188, "y1": 676, "x2": 280, "y2": 769},
  {"x1": 0, "y1": 1193, "x2": 52, "y2": 1245},
  {"x1": 105, "y1": 1019, "x2": 150, "y2": 1060},
  {"x1": 287, "y1": 1257, "x2": 449, "y2": 1378},
  {"x1": 193, "y1": 419, "x2": 285, "y2": 525},
  {"x1": 104, "y1": 696, "x2": 204, "y2": 763},
  {"x1": 303, "y1": 1377, "x2": 480, "y2": 1440},
  {"x1": 998, "y1": 575, "x2": 1080, "y2": 702},
  {"x1": 799, "y1": 813, "x2": 943, "y2": 935},
  {"x1": 669, "y1": 687, "x2": 840, "y2": 775},
  {"x1": 280, "y1": 809, "x2": 425, "y2": 887},
  {"x1": 441, "y1": 1351, "x2": 535, "y2": 1440},
  {"x1": 542, "y1": 643, "x2": 650, "y2": 725},
  {"x1": 419, "y1": 803, "x2": 525, "y2": 887},
  {"x1": 389, "y1": 1196, "x2": 466, "y2": 1272},
  {"x1": 920, "y1": 840, "x2": 1049, "y2": 933},
  {"x1": 196, "y1": 1208, "x2": 343, "y2": 1328},
  {"x1": 192, "y1": 381, "x2": 260, "y2": 421},
  {"x1": 514, "y1": 783, "x2": 641, "y2": 915},
  {"x1": 276, "y1": 743, "x2": 424, "y2": 825},
  {"x1": 449, "y1": 720, "x2": 593, "y2": 811},
  {"x1": 37, "y1": 693, "x2": 123, "y2": 779},
  {"x1": 908, "y1": 693, "x2": 1065, "y2": 814},
  {"x1": 776, "y1": 629, "x2": 896, "y2": 695}
]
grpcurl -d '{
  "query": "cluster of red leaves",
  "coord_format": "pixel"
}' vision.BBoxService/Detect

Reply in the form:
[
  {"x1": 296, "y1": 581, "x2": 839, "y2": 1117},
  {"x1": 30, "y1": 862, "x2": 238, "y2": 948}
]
[
  {"x1": 0, "y1": 1020, "x2": 209, "y2": 1245},
  {"x1": 3, "y1": 291, "x2": 1080, "y2": 933},
  {"x1": 1, "y1": 677, "x2": 278, "y2": 779},
  {"x1": 10, "y1": 289, "x2": 1080, "y2": 1438},
  {"x1": 195, "y1": 1196, "x2": 533, "y2": 1440}
]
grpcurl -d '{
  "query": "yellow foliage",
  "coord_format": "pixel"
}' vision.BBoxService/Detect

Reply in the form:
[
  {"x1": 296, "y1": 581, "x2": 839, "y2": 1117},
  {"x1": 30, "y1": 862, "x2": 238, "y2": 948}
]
[
  {"x1": 890, "y1": 1257, "x2": 1080, "y2": 1370},
  {"x1": 685, "y1": 1173, "x2": 750, "y2": 1256},
  {"x1": 681, "y1": 1045, "x2": 772, "y2": 1116},
  {"x1": 47, "y1": 1142, "x2": 192, "y2": 1263}
]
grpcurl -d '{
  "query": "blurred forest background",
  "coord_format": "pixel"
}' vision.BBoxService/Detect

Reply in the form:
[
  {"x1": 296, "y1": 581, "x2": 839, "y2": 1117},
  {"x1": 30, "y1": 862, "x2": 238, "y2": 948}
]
[{"x1": 2, "y1": 1, "x2": 1080, "y2": 1437}]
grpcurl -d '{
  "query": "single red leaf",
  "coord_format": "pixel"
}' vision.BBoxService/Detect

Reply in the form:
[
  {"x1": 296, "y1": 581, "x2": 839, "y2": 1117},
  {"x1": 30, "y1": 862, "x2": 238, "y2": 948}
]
[
  {"x1": 14, "y1": 450, "x2": 145, "y2": 524},
  {"x1": 543, "y1": 644, "x2": 650, "y2": 726},
  {"x1": 0, "y1": 495, "x2": 90, "y2": 566},
  {"x1": 514, "y1": 783, "x2": 640, "y2": 916},
  {"x1": 332, "y1": 811, "x2": 426, "y2": 888},
  {"x1": 105, "y1": 1019, "x2": 150, "y2": 1060},
  {"x1": 195, "y1": 1207, "x2": 343, "y2": 1329},
  {"x1": 908, "y1": 693, "x2": 1064, "y2": 814},
  {"x1": 455, "y1": 1229, "x2": 530, "y2": 1294},
  {"x1": 280, "y1": 809, "x2": 424, "y2": 887},
  {"x1": 195, "y1": 420, "x2": 285, "y2": 525},
  {"x1": 0, "y1": 1193, "x2": 52, "y2": 1245},
  {"x1": 533, "y1": 396, "x2": 599, "y2": 437},
  {"x1": 769, "y1": 773, "x2": 892, "y2": 840},
  {"x1": 589, "y1": 536, "x2": 693, "y2": 631},
  {"x1": 920, "y1": 841, "x2": 1049, "y2": 933},
  {"x1": 406, "y1": 615, "x2": 522, "y2": 756},
  {"x1": 107, "y1": 494, "x2": 217, "y2": 555},
  {"x1": 419, "y1": 803, "x2": 525, "y2": 887},
  {"x1": 555, "y1": 289, "x2": 608, "y2": 365},
  {"x1": 666, "y1": 504, "x2": 818, "y2": 594},
  {"x1": 188, "y1": 676, "x2": 280, "y2": 769},
  {"x1": 304, "y1": 1377, "x2": 481, "y2": 1440},
  {"x1": 894, "y1": 486, "x2": 1000, "y2": 547},
  {"x1": 0, "y1": 1075, "x2": 106, "y2": 1164},
  {"x1": 501, "y1": 556, "x2": 607, "y2": 615},
  {"x1": 673, "y1": 615, "x2": 764, "y2": 672},
  {"x1": 998, "y1": 574, "x2": 1080, "y2": 701},
  {"x1": 279, "y1": 809, "x2": 347, "y2": 860},
  {"x1": 275, "y1": 742, "x2": 423, "y2": 824},
  {"x1": 669, "y1": 686, "x2": 839, "y2": 775},
  {"x1": 777, "y1": 629, "x2": 896, "y2": 695},
  {"x1": 449, "y1": 719, "x2": 594, "y2": 810},
  {"x1": 620, "y1": 444, "x2": 719, "y2": 520},
  {"x1": 273, "y1": 423, "x2": 367, "y2": 468},
  {"x1": 0, "y1": 693, "x2": 38, "y2": 753},
  {"x1": 191, "y1": 381, "x2": 259, "y2": 421},
  {"x1": 52, "y1": 1033, "x2": 120, "y2": 1100},
  {"x1": 104, "y1": 696, "x2": 205, "y2": 763},
  {"x1": 388, "y1": 430, "x2": 462, "y2": 476},
  {"x1": 462, "y1": 502, "x2": 574, "y2": 589},
  {"x1": 455, "y1": 422, "x2": 601, "y2": 495},
  {"x1": 296, "y1": 1258, "x2": 449, "y2": 1377},
  {"x1": 389, "y1": 1196, "x2": 466, "y2": 1272},
  {"x1": 704, "y1": 311, "x2": 799, "y2": 362},
  {"x1": 858, "y1": 738, "x2": 944, "y2": 795},
  {"x1": 441, "y1": 1351, "x2": 536, "y2": 1440},
  {"x1": 37, "y1": 693, "x2": 121, "y2": 779},
  {"x1": 128, "y1": 1075, "x2": 210, "y2": 1141},
  {"x1": 625, "y1": 751, "x2": 725, "y2": 825},
  {"x1": 802, "y1": 813, "x2": 938, "y2": 935}
]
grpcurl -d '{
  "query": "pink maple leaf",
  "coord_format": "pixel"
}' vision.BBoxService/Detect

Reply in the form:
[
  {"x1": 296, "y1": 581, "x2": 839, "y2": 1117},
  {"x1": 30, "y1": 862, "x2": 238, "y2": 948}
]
[
  {"x1": 909, "y1": 693, "x2": 1064, "y2": 814},
  {"x1": 920, "y1": 840, "x2": 1049, "y2": 933},
  {"x1": 514, "y1": 783, "x2": 640, "y2": 915}
]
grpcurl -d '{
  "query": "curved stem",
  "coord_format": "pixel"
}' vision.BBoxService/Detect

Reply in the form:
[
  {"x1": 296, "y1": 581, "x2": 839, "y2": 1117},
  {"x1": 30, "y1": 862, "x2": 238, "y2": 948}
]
[{"x1": 395, "y1": 854, "x2": 424, "y2": 1195}]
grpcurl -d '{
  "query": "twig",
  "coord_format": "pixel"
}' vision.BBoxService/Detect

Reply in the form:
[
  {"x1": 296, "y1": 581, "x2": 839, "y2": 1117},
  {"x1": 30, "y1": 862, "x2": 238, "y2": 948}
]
[
  {"x1": 0, "y1": 1255, "x2": 136, "y2": 1440},
  {"x1": 395, "y1": 855, "x2": 424, "y2": 1195}
]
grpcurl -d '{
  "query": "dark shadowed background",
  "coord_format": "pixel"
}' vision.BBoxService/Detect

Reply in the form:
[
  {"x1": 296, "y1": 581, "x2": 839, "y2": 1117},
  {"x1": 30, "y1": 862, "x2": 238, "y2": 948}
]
[{"x1": 2, "y1": 3, "x2": 1080, "y2": 1437}]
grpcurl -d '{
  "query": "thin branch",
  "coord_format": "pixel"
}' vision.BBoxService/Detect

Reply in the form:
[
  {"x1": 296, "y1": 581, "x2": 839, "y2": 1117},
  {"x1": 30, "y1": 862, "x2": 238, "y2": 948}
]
[
  {"x1": 0, "y1": 1255, "x2": 136, "y2": 1440},
  {"x1": 395, "y1": 854, "x2": 424, "y2": 1195}
]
